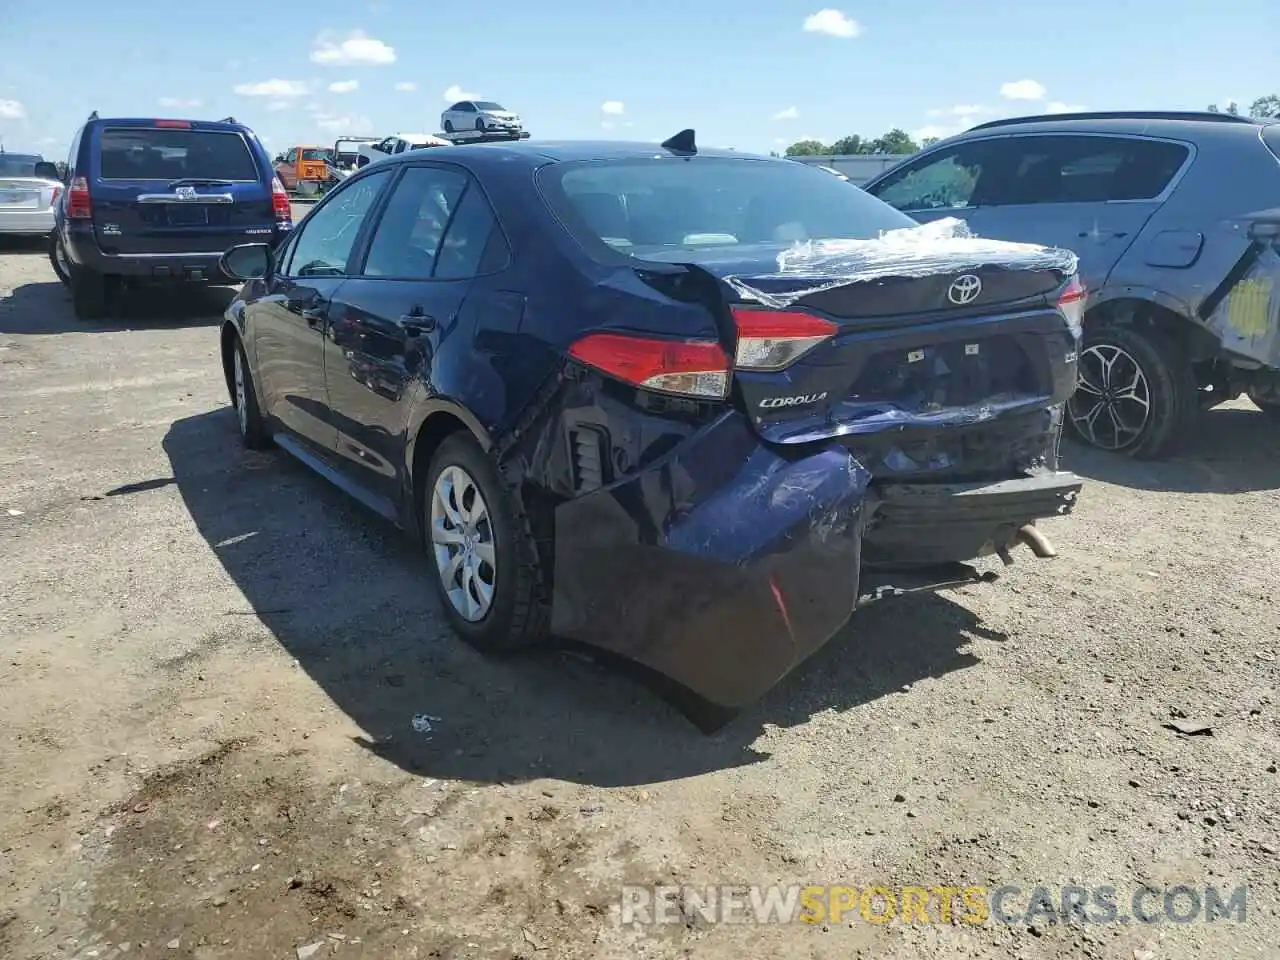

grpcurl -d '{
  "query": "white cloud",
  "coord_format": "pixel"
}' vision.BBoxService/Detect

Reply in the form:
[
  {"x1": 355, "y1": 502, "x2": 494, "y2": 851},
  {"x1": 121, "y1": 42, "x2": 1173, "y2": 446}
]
[
  {"x1": 158, "y1": 97, "x2": 203, "y2": 109},
  {"x1": 442, "y1": 84, "x2": 479, "y2": 102},
  {"x1": 315, "y1": 113, "x2": 373, "y2": 134},
  {"x1": 266, "y1": 101, "x2": 293, "y2": 113},
  {"x1": 1045, "y1": 101, "x2": 1087, "y2": 113},
  {"x1": 1000, "y1": 79, "x2": 1047, "y2": 101},
  {"x1": 773, "y1": 106, "x2": 799, "y2": 121},
  {"x1": 329, "y1": 79, "x2": 360, "y2": 93},
  {"x1": 803, "y1": 9, "x2": 862, "y2": 38},
  {"x1": 927, "y1": 103, "x2": 990, "y2": 118},
  {"x1": 0, "y1": 99, "x2": 26, "y2": 120},
  {"x1": 310, "y1": 30, "x2": 396, "y2": 66},
  {"x1": 601, "y1": 100, "x2": 625, "y2": 116},
  {"x1": 234, "y1": 78, "x2": 309, "y2": 98},
  {"x1": 394, "y1": 81, "x2": 417, "y2": 92}
]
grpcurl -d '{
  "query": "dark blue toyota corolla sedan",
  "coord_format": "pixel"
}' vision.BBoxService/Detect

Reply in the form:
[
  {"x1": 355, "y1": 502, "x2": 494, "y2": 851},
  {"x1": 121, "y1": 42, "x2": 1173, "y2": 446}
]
[{"x1": 216, "y1": 131, "x2": 1086, "y2": 730}]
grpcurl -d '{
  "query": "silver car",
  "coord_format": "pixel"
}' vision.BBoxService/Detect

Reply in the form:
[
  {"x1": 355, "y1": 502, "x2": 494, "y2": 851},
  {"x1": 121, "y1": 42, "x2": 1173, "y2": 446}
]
[
  {"x1": 440, "y1": 100, "x2": 523, "y2": 135},
  {"x1": 0, "y1": 153, "x2": 62, "y2": 238}
]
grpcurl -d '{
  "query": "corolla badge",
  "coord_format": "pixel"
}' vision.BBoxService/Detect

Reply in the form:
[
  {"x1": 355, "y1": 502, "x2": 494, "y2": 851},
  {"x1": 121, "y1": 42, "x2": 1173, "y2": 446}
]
[{"x1": 947, "y1": 273, "x2": 982, "y2": 305}]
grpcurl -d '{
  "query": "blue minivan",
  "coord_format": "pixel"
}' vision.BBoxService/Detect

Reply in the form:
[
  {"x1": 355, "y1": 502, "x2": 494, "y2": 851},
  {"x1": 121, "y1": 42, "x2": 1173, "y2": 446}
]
[{"x1": 52, "y1": 114, "x2": 294, "y2": 319}]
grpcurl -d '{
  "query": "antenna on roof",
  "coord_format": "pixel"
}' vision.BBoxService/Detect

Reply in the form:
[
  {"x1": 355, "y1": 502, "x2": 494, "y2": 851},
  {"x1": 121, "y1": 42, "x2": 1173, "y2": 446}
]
[
  {"x1": 660, "y1": 128, "x2": 697, "y2": 156},
  {"x1": 219, "y1": 116, "x2": 236, "y2": 124},
  {"x1": 88, "y1": 110, "x2": 99, "y2": 121}
]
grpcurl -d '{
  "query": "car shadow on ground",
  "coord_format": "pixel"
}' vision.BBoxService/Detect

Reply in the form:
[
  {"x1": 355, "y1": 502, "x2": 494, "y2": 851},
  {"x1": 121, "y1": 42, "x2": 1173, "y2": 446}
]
[
  {"x1": 1062, "y1": 405, "x2": 1280, "y2": 494},
  {"x1": 0, "y1": 281, "x2": 233, "y2": 334},
  {"x1": 0, "y1": 235, "x2": 49, "y2": 256},
  {"x1": 162, "y1": 408, "x2": 995, "y2": 788}
]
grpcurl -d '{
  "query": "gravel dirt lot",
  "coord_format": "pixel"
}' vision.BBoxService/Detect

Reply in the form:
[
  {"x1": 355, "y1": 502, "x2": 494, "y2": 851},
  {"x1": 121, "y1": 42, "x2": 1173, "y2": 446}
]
[{"x1": 1, "y1": 226, "x2": 1278, "y2": 960}]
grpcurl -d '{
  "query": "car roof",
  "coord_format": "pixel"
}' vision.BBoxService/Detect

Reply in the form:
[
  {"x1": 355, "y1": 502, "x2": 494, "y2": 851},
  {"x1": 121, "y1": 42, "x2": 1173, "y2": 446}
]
[
  {"x1": 953, "y1": 110, "x2": 1272, "y2": 141},
  {"x1": 89, "y1": 117, "x2": 255, "y2": 133},
  {"x1": 370, "y1": 139, "x2": 763, "y2": 170}
]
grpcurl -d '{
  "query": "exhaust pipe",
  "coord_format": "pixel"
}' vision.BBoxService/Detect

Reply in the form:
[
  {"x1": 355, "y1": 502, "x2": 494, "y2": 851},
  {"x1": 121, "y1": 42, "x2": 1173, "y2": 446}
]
[{"x1": 1017, "y1": 523, "x2": 1056, "y2": 558}]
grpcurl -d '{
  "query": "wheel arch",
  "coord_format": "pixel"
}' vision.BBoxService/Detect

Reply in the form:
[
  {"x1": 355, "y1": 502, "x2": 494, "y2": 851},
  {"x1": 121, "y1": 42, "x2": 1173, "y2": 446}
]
[
  {"x1": 405, "y1": 401, "x2": 496, "y2": 537},
  {"x1": 1083, "y1": 288, "x2": 1221, "y2": 363}
]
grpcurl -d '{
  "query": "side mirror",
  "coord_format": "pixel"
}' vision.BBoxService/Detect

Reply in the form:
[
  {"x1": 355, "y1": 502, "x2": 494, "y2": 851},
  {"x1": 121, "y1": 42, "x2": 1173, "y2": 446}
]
[
  {"x1": 219, "y1": 243, "x2": 272, "y2": 281},
  {"x1": 33, "y1": 161, "x2": 60, "y2": 181}
]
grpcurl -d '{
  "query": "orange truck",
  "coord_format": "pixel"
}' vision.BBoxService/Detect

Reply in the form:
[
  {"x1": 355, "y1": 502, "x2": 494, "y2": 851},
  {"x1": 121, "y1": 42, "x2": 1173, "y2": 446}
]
[{"x1": 273, "y1": 145, "x2": 332, "y2": 194}]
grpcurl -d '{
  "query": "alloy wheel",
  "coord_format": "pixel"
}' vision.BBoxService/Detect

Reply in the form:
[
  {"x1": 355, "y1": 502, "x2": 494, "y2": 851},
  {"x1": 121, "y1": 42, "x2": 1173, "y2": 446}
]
[
  {"x1": 233, "y1": 348, "x2": 249, "y2": 436},
  {"x1": 430, "y1": 464, "x2": 497, "y2": 622},
  {"x1": 1067, "y1": 343, "x2": 1152, "y2": 451}
]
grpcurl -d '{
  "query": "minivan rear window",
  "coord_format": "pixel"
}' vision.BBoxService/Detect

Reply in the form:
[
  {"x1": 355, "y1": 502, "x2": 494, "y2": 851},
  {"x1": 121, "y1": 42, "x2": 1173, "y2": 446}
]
[
  {"x1": 99, "y1": 128, "x2": 260, "y2": 181},
  {"x1": 537, "y1": 157, "x2": 916, "y2": 260}
]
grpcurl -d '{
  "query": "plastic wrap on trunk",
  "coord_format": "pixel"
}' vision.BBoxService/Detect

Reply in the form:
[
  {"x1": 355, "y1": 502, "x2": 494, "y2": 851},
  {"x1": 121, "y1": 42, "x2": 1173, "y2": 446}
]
[
  {"x1": 725, "y1": 217, "x2": 1080, "y2": 309},
  {"x1": 1204, "y1": 243, "x2": 1280, "y2": 366}
]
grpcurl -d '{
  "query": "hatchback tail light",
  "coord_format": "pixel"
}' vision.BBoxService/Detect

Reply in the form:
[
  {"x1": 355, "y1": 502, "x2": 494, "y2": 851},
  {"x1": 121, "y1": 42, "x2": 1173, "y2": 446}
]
[
  {"x1": 67, "y1": 176, "x2": 92, "y2": 219},
  {"x1": 1056, "y1": 275, "x2": 1086, "y2": 338},
  {"x1": 568, "y1": 332, "x2": 730, "y2": 399},
  {"x1": 271, "y1": 176, "x2": 292, "y2": 222},
  {"x1": 731, "y1": 306, "x2": 839, "y2": 371}
]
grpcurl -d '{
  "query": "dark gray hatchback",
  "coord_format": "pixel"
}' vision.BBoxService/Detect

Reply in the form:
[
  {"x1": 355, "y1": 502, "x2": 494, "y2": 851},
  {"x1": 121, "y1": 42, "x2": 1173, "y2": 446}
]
[{"x1": 863, "y1": 111, "x2": 1280, "y2": 458}]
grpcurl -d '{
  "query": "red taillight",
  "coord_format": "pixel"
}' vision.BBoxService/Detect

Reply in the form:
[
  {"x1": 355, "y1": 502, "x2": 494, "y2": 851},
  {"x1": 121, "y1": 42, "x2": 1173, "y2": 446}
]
[
  {"x1": 731, "y1": 306, "x2": 838, "y2": 371},
  {"x1": 1056, "y1": 275, "x2": 1086, "y2": 338},
  {"x1": 67, "y1": 176, "x2": 91, "y2": 219},
  {"x1": 50, "y1": 186, "x2": 62, "y2": 207},
  {"x1": 271, "y1": 176, "x2": 292, "y2": 221},
  {"x1": 567, "y1": 332, "x2": 729, "y2": 399},
  {"x1": 154, "y1": 119, "x2": 192, "y2": 128}
]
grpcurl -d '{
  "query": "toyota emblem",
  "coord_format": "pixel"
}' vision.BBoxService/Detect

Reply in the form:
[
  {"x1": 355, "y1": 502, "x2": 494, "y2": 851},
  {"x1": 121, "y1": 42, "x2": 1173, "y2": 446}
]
[
  {"x1": 947, "y1": 274, "x2": 982, "y2": 305},
  {"x1": 175, "y1": 186, "x2": 196, "y2": 201}
]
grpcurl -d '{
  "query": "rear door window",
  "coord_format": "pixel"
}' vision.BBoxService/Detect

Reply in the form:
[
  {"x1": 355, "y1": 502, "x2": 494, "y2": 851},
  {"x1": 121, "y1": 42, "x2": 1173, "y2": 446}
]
[
  {"x1": 982, "y1": 135, "x2": 1189, "y2": 205},
  {"x1": 361, "y1": 165, "x2": 469, "y2": 279},
  {"x1": 99, "y1": 128, "x2": 260, "y2": 181}
]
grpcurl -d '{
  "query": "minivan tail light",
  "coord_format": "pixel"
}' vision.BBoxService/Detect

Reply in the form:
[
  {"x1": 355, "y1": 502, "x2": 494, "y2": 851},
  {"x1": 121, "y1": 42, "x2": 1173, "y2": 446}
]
[
  {"x1": 271, "y1": 176, "x2": 292, "y2": 222},
  {"x1": 568, "y1": 332, "x2": 730, "y2": 399},
  {"x1": 1056, "y1": 275, "x2": 1086, "y2": 339},
  {"x1": 731, "y1": 307, "x2": 839, "y2": 370},
  {"x1": 67, "y1": 176, "x2": 92, "y2": 219},
  {"x1": 153, "y1": 119, "x2": 192, "y2": 128}
]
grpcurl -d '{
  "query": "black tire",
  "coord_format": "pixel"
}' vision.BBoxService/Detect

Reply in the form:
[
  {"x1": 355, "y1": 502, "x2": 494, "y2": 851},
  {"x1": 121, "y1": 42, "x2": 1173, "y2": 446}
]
[
  {"x1": 230, "y1": 336, "x2": 271, "y2": 450},
  {"x1": 70, "y1": 266, "x2": 112, "y2": 320},
  {"x1": 474, "y1": 118, "x2": 485, "y2": 131},
  {"x1": 1065, "y1": 324, "x2": 1197, "y2": 460},
  {"x1": 1247, "y1": 386, "x2": 1280, "y2": 420},
  {"x1": 423, "y1": 433, "x2": 548, "y2": 654},
  {"x1": 48, "y1": 231, "x2": 71, "y2": 286},
  {"x1": 443, "y1": 119, "x2": 454, "y2": 133}
]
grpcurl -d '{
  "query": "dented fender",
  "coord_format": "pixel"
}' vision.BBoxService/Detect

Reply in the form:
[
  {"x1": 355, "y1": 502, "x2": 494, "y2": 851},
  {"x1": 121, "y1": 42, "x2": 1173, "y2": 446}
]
[{"x1": 548, "y1": 409, "x2": 871, "y2": 709}]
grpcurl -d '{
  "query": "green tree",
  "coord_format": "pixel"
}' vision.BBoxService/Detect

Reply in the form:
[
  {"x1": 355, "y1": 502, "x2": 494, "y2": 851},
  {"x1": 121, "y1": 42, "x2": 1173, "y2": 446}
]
[
  {"x1": 829, "y1": 134, "x2": 867, "y2": 155},
  {"x1": 1206, "y1": 101, "x2": 1241, "y2": 115},
  {"x1": 1250, "y1": 94, "x2": 1280, "y2": 119},
  {"x1": 867, "y1": 128, "x2": 920, "y2": 154},
  {"x1": 784, "y1": 139, "x2": 829, "y2": 157},
  {"x1": 921, "y1": 136, "x2": 940, "y2": 148}
]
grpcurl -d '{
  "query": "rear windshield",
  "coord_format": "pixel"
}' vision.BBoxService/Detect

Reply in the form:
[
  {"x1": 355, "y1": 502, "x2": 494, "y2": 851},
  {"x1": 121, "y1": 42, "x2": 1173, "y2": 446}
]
[
  {"x1": 537, "y1": 157, "x2": 916, "y2": 259},
  {"x1": 99, "y1": 128, "x2": 259, "y2": 181},
  {"x1": 0, "y1": 154, "x2": 41, "y2": 177},
  {"x1": 301, "y1": 148, "x2": 331, "y2": 162}
]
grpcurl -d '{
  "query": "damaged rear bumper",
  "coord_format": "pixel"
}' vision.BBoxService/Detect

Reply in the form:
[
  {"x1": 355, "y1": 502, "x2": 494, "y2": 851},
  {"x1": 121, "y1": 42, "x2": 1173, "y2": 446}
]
[{"x1": 549, "y1": 409, "x2": 1081, "y2": 711}]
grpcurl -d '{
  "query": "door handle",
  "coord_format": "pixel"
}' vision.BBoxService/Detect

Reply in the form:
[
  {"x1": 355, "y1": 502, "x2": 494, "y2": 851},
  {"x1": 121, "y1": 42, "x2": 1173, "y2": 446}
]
[
  {"x1": 399, "y1": 313, "x2": 437, "y2": 336},
  {"x1": 300, "y1": 307, "x2": 325, "y2": 327}
]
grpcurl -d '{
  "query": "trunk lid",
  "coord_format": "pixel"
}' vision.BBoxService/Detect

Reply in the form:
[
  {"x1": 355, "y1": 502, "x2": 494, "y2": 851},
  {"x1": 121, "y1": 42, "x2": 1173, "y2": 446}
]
[
  {"x1": 0, "y1": 177, "x2": 56, "y2": 212},
  {"x1": 89, "y1": 125, "x2": 276, "y2": 255},
  {"x1": 645, "y1": 221, "x2": 1080, "y2": 444}
]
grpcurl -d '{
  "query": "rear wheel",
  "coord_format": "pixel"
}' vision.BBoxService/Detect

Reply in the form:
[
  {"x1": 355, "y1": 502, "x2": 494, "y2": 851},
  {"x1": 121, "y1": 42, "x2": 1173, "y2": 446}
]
[
  {"x1": 48, "y1": 231, "x2": 71, "y2": 286},
  {"x1": 443, "y1": 119, "x2": 454, "y2": 133},
  {"x1": 230, "y1": 336, "x2": 271, "y2": 450},
  {"x1": 69, "y1": 266, "x2": 114, "y2": 321},
  {"x1": 1065, "y1": 324, "x2": 1196, "y2": 459},
  {"x1": 424, "y1": 433, "x2": 548, "y2": 654}
]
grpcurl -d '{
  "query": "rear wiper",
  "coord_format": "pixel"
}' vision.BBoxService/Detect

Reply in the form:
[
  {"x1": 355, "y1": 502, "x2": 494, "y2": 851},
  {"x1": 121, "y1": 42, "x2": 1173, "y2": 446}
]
[{"x1": 166, "y1": 177, "x2": 235, "y2": 188}]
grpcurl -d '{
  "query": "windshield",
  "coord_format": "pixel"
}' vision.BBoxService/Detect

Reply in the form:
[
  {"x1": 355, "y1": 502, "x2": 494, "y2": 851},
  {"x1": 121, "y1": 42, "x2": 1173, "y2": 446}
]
[
  {"x1": 301, "y1": 148, "x2": 332, "y2": 162},
  {"x1": 538, "y1": 156, "x2": 916, "y2": 260},
  {"x1": 99, "y1": 128, "x2": 259, "y2": 181},
  {"x1": 474, "y1": 102, "x2": 505, "y2": 111},
  {"x1": 0, "y1": 154, "x2": 42, "y2": 177}
]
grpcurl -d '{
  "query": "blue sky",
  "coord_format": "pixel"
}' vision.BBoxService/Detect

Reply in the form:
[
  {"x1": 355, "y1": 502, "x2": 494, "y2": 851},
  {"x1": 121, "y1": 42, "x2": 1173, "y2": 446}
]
[{"x1": 1, "y1": 1, "x2": 1276, "y2": 159}]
